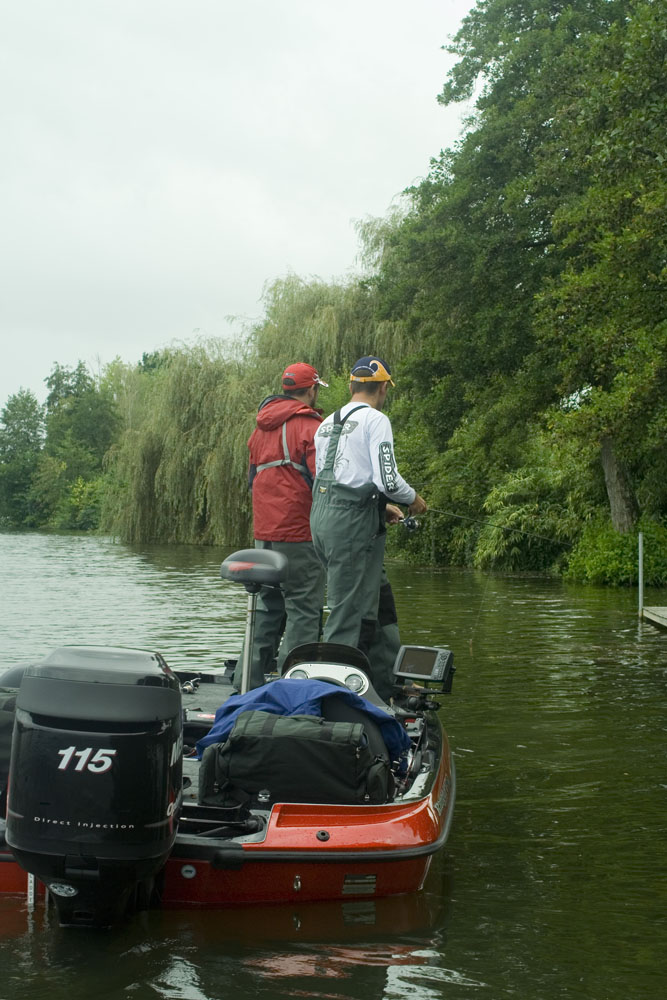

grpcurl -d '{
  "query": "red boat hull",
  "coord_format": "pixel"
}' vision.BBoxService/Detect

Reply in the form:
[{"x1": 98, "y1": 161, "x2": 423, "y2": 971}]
[
  {"x1": 0, "y1": 656, "x2": 455, "y2": 916},
  {"x1": 0, "y1": 737, "x2": 454, "y2": 911},
  {"x1": 156, "y1": 730, "x2": 454, "y2": 908},
  {"x1": 161, "y1": 854, "x2": 434, "y2": 907}
]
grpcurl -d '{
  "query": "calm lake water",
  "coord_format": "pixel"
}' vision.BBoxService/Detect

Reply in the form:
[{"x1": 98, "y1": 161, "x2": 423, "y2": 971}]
[{"x1": 0, "y1": 531, "x2": 665, "y2": 1000}]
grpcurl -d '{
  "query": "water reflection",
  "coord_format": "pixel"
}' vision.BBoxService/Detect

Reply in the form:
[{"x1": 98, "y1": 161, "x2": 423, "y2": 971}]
[{"x1": 1, "y1": 893, "x2": 474, "y2": 1000}]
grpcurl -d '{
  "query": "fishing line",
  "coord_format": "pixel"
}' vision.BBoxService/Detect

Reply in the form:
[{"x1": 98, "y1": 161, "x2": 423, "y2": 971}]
[
  {"x1": 398, "y1": 511, "x2": 493, "y2": 654},
  {"x1": 418, "y1": 507, "x2": 573, "y2": 548},
  {"x1": 468, "y1": 565, "x2": 496, "y2": 656}
]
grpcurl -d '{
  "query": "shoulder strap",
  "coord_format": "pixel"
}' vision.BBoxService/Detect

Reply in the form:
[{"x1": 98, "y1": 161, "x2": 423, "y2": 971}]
[
  {"x1": 254, "y1": 421, "x2": 310, "y2": 481},
  {"x1": 319, "y1": 404, "x2": 369, "y2": 473},
  {"x1": 334, "y1": 404, "x2": 367, "y2": 427}
]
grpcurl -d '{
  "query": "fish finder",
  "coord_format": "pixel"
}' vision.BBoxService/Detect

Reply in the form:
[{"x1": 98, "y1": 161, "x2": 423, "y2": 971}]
[{"x1": 392, "y1": 645, "x2": 455, "y2": 691}]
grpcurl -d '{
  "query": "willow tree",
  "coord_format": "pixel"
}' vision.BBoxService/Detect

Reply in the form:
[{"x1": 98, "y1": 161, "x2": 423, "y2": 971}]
[
  {"x1": 102, "y1": 272, "x2": 417, "y2": 546},
  {"x1": 252, "y1": 274, "x2": 410, "y2": 382},
  {"x1": 103, "y1": 343, "x2": 256, "y2": 546}
]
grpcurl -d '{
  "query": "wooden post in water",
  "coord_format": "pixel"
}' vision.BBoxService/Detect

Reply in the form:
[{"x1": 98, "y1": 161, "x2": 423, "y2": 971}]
[{"x1": 638, "y1": 531, "x2": 644, "y2": 617}]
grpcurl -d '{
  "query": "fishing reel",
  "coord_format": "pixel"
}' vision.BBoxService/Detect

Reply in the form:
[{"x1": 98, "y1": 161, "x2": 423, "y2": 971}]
[
  {"x1": 403, "y1": 689, "x2": 442, "y2": 712},
  {"x1": 401, "y1": 516, "x2": 420, "y2": 534},
  {"x1": 180, "y1": 676, "x2": 201, "y2": 694}
]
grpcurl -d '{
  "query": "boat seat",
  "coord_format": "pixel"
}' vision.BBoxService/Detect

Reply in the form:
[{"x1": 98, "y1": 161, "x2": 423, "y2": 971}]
[{"x1": 318, "y1": 695, "x2": 389, "y2": 761}]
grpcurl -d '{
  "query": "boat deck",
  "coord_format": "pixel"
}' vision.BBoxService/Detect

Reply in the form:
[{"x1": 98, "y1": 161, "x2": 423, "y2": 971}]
[{"x1": 179, "y1": 669, "x2": 236, "y2": 802}]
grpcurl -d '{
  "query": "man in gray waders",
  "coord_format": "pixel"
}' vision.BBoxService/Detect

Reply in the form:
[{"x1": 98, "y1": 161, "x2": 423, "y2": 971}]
[
  {"x1": 233, "y1": 362, "x2": 328, "y2": 691},
  {"x1": 310, "y1": 356, "x2": 427, "y2": 699}
]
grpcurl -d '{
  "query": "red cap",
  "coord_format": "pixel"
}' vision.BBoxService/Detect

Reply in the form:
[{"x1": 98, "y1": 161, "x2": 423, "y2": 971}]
[{"x1": 281, "y1": 363, "x2": 328, "y2": 390}]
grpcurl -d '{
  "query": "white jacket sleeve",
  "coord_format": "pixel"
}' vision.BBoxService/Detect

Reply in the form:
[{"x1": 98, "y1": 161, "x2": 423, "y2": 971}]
[{"x1": 367, "y1": 412, "x2": 416, "y2": 505}]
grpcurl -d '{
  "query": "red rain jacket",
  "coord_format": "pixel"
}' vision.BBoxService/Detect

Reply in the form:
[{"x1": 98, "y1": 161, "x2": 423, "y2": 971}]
[{"x1": 248, "y1": 395, "x2": 323, "y2": 542}]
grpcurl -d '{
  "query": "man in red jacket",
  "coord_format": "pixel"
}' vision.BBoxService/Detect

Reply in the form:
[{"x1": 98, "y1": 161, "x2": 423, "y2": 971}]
[{"x1": 233, "y1": 362, "x2": 328, "y2": 690}]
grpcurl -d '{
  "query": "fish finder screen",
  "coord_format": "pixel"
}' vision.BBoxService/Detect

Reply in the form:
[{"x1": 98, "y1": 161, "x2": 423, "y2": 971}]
[
  {"x1": 393, "y1": 645, "x2": 454, "y2": 684},
  {"x1": 401, "y1": 648, "x2": 438, "y2": 676}
]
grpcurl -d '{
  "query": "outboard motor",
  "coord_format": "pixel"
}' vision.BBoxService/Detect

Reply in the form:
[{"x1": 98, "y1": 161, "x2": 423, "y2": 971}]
[{"x1": 6, "y1": 646, "x2": 182, "y2": 927}]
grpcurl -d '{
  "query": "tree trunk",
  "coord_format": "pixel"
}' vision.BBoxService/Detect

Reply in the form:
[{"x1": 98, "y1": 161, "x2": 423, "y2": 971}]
[{"x1": 600, "y1": 434, "x2": 639, "y2": 533}]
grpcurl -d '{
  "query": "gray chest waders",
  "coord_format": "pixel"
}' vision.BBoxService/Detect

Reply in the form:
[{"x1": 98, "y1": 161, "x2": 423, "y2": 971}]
[{"x1": 311, "y1": 407, "x2": 385, "y2": 653}]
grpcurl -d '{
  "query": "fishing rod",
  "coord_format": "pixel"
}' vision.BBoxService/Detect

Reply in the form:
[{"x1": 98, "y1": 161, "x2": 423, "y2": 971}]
[{"x1": 401, "y1": 507, "x2": 572, "y2": 547}]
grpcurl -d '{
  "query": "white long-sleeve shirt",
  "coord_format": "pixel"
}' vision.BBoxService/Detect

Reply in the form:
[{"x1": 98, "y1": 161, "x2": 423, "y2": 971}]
[{"x1": 314, "y1": 401, "x2": 416, "y2": 505}]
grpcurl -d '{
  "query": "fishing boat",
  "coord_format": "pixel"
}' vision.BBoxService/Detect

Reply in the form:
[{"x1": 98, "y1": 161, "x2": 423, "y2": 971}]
[{"x1": 0, "y1": 548, "x2": 456, "y2": 927}]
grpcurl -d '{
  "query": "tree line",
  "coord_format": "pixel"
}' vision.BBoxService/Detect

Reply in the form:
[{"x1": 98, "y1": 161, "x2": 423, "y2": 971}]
[{"x1": 1, "y1": 0, "x2": 665, "y2": 585}]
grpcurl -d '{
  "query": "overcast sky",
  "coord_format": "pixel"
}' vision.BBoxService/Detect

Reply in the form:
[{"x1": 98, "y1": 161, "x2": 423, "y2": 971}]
[{"x1": 1, "y1": 0, "x2": 473, "y2": 408}]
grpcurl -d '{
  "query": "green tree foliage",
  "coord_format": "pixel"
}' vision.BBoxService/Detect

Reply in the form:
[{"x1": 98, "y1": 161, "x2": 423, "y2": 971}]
[
  {"x1": 44, "y1": 361, "x2": 119, "y2": 472},
  {"x1": 368, "y1": 0, "x2": 665, "y2": 568},
  {"x1": 2, "y1": 362, "x2": 122, "y2": 530},
  {"x1": 0, "y1": 389, "x2": 44, "y2": 526},
  {"x1": 566, "y1": 516, "x2": 667, "y2": 586},
  {"x1": 252, "y1": 274, "x2": 409, "y2": 380},
  {"x1": 103, "y1": 344, "x2": 255, "y2": 545},
  {"x1": 369, "y1": 1, "x2": 628, "y2": 435},
  {"x1": 536, "y1": 0, "x2": 667, "y2": 531},
  {"x1": 56, "y1": 476, "x2": 104, "y2": 531},
  {"x1": 26, "y1": 455, "x2": 69, "y2": 527}
]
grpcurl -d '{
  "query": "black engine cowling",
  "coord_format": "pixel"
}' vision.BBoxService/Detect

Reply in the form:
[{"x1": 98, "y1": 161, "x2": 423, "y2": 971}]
[{"x1": 6, "y1": 646, "x2": 182, "y2": 927}]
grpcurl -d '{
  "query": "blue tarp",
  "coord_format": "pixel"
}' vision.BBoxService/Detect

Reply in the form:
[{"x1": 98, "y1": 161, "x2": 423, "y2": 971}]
[{"x1": 195, "y1": 678, "x2": 411, "y2": 762}]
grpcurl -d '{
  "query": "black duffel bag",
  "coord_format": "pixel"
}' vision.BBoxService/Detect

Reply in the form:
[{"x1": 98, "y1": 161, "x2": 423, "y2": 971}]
[{"x1": 198, "y1": 709, "x2": 392, "y2": 808}]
